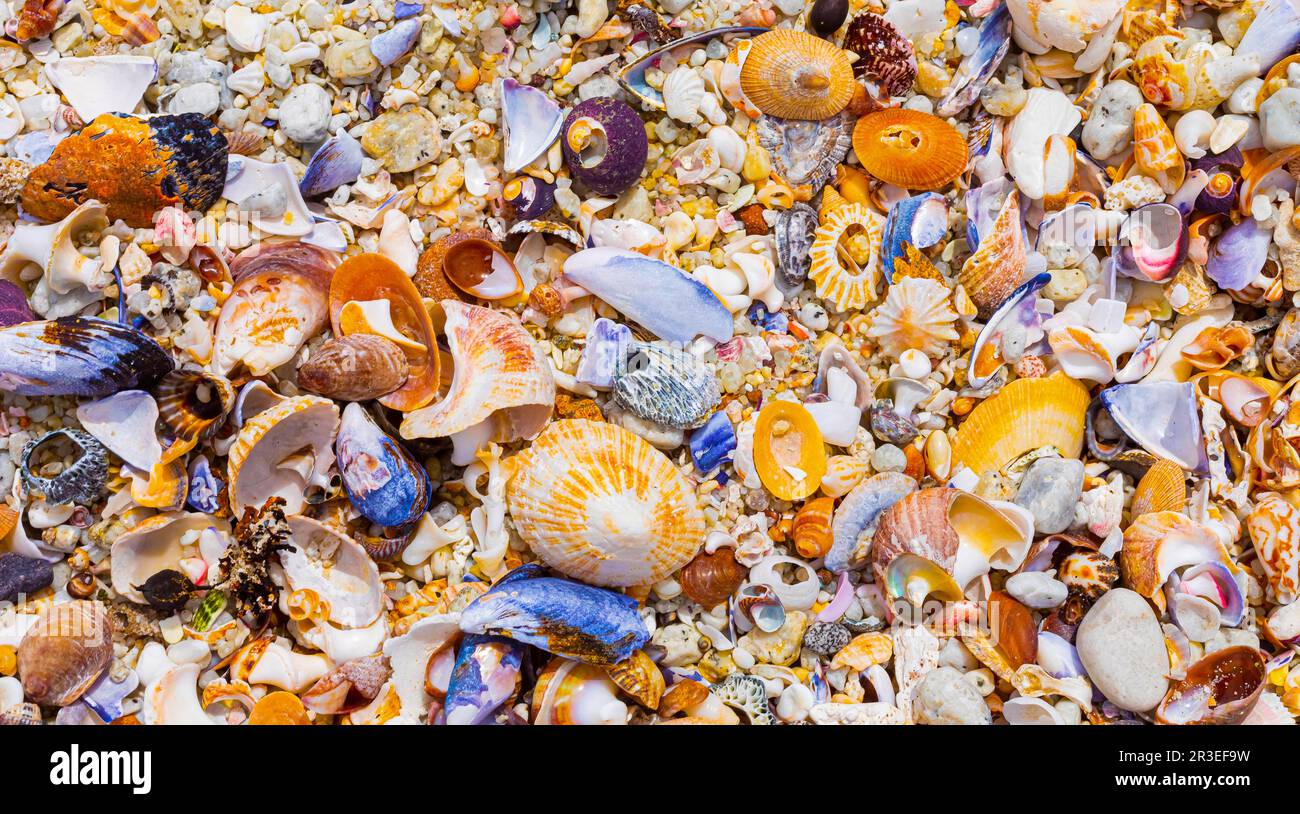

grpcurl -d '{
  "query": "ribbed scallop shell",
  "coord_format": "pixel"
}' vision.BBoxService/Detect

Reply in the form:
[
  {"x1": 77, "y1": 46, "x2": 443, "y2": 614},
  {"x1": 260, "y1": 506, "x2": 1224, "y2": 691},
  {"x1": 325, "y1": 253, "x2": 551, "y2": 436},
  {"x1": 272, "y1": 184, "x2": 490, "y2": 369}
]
[
  {"x1": 870, "y1": 488, "x2": 962, "y2": 585},
  {"x1": 739, "y1": 29, "x2": 855, "y2": 120},
  {"x1": 1131, "y1": 458, "x2": 1186, "y2": 516},
  {"x1": 951, "y1": 372, "x2": 1089, "y2": 477},
  {"x1": 505, "y1": 419, "x2": 705, "y2": 587},
  {"x1": 808, "y1": 202, "x2": 884, "y2": 311},
  {"x1": 851, "y1": 108, "x2": 968, "y2": 189},
  {"x1": 958, "y1": 193, "x2": 1026, "y2": 318},
  {"x1": 1133, "y1": 103, "x2": 1180, "y2": 173},
  {"x1": 400, "y1": 301, "x2": 555, "y2": 443},
  {"x1": 865, "y1": 277, "x2": 959, "y2": 358},
  {"x1": 226, "y1": 395, "x2": 339, "y2": 515},
  {"x1": 17, "y1": 600, "x2": 113, "y2": 707}
]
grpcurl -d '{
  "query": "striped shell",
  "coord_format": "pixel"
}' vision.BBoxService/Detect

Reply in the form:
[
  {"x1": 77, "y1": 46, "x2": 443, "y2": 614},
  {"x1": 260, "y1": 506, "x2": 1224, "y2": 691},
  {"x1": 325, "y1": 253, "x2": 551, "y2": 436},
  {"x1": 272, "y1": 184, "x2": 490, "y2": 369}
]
[
  {"x1": 1131, "y1": 458, "x2": 1186, "y2": 516},
  {"x1": 1247, "y1": 493, "x2": 1300, "y2": 605},
  {"x1": 1133, "y1": 103, "x2": 1180, "y2": 174},
  {"x1": 865, "y1": 277, "x2": 959, "y2": 358},
  {"x1": 959, "y1": 193, "x2": 1026, "y2": 318},
  {"x1": 505, "y1": 420, "x2": 705, "y2": 587},
  {"x1": 226, "y1": 395, "x2": 339, "y2": 515},
  {"x1": 17, "y1": 600, "x2": 113, "y2": 707},
  {"x1": 739, "y1": 29, "x2": 855, "y2": 121},
  {"x1": 808, "y1": 202, "x2": 884, "y2": 311},
  {"x1": 952, "y1": 372, "x2": 1089, "y2": 477},
  {"x1": 792, "y1": 496, "x2": 835, "y2": 558},
  {"x1": 851, "y1": 108, "x2": 968, "y2": 190}
]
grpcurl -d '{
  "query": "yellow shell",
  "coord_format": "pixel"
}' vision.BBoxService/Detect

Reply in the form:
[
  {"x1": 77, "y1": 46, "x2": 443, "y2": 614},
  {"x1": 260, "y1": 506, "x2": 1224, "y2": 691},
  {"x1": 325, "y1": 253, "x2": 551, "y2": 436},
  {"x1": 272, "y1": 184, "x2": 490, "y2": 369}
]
[
  {"x1": 851, "y1": 108, "x2": 969, "y2": 190},
  {"x1": 865, "y1": 277, "x2": 959, "y2": 359},
  {"x1": 738, "y1": 29, "x2": 855, "y2": 121},
  {"x1": 505, "y1": 419, "x2": 705, "y2": 587},
  {"x1": 130, "y1": 459, "x2": 188, "y2": 511},
  {"x1": 792, "y1": 496, "x2": 835, "y2": 558},
  {"x1": 808, "y1": 202, "x2": 884, "y2": 311},
  {"x1": 830, "y1": 632, "x2": 893, "y2": 671},
  {"x1": 1133, "y1": 103, "x2": 1179, "y2": 174},
  {"x1": 959, "y1": 193, "x2": 1025, "y2": 318},
  {"x1": 1131, "y1": 459, "x2": 1186, "y2": 516},
  {"x1": 605, "y1": 650, "x2": 665, "y2": 710},
  {"x1": 753, "y1": 400, "x2": 828, "y2": 502},
  {"x1": 226, "y1": 395, "x2": 340, "y2": 515},
  {"x1": 1131, "y1": 35, "x2": 1197, "y2": 110},
  {"x1": 532, "y1": 656, "x2": 628, "y2": 725},
  {"x1": 820, "y1": 454, "x2": 868, "y2": 497},
  {"x1": 951, "y1": 372, "x2": 1089, "y2": 477}
]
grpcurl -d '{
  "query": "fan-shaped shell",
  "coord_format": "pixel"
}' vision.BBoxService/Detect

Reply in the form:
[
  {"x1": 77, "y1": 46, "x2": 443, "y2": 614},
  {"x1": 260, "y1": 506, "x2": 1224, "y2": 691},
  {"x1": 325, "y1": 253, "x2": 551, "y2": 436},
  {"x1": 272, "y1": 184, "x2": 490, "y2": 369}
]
[
  {"x1": 959, "y1": 193, "x2": 1026, "y2": 318},
  {"x1": 110, "y1": 512, "x2": 230, "y2": 604},
  {"x1": 808, "y1": 202, "x2": 885, "y2": 311},
  {"x1": 739, "y1": 29, "x2": 855, "y2": 121},
  {"x1": 866, "y1": 277, "x2": 959, "y2": 359},
  {"x1": 505, "y1": 419, "x2": 705, "y2": 587},
  {"x1": 17, "y1": 600, "x2": 113, "y2": 707},
  {"x1": 226, "y1": 395, "x2": 340, "y2": 515},
  {"x1": 952, "y1": 372, "x2": 1089, "y2": 477},
  {"x1": 1131, "y1": 459, "x2": 1186, "y2": 516},
  {"x1": 852, "y1": 108, "x2": 968, "y2": 190}
]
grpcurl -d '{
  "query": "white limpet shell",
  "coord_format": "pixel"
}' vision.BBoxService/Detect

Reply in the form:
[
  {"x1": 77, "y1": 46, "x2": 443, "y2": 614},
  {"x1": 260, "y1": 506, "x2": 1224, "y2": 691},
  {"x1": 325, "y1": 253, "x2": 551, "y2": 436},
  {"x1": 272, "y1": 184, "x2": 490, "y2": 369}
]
[
  {"x1": 280, "y1": 515, "x2": 384, "y2": 629},
  {"x1": 1006, "y1": 0, "x2": 1125, "y2": 53},
  {"x1": 229, "y1": 637, "x2": 331, "y2": 692},
  {"x1": 1005, "y1": 88, "x2": 1081, "y2": 200},
  {"x1": 1002, "y1": 695, "x2": 1067, "y2": 725},
  {"x1": 110, "y1": 513, "x2": 231, "y2": 604},
  {"x1": 222, "y1": 156, "x2": 315, "y2": 237},
  {"x1": 76, "y1": 390, "x2": 162, "y2": 472},
  {"x1": 226, "y1": 395, "x2": 340, "y2": 515},
  {"x1": 381, "y1": 612, "x2": 461, "y2": 724},
  {"x1": 0, "y1": 199, "x2": 109, "y2": 314},
  {"x1": 45, "y1": 56, "x2": 157, "y2": 123}
]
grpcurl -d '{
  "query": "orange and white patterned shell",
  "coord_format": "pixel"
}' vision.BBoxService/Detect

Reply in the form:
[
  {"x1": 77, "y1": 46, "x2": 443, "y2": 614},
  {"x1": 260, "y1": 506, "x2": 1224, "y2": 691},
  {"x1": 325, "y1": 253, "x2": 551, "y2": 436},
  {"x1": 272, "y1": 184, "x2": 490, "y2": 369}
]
[
  {"x1": 226, "y1": 395, "x2": 339, "y2": 514},
  {"x1": 400, "y1": 300, "x2": 555, "y2": 442},
  {"x1": 808, "y1": 202, "x2": 884, "y2": 311},
  {"x1": 1133, "y1": 103, "x2": 1179, "y2": 174},
  {"x1": 958, "y1": 193, "x2": 1025, "y2": 318},
  {"x1": 865, "y1": 277, "x2": 959, "y2": 358},
  {"x1": 1247, "y1": 492, "x2": 1300, "y2": 605},
  {"x1": 505, "y1": 419, "x2": 705, "y2": 587}
]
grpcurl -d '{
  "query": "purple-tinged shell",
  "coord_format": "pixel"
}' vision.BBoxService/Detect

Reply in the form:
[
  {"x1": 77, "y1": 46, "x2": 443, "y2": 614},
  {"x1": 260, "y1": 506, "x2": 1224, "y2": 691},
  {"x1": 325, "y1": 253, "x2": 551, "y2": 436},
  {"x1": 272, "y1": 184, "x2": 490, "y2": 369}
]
[
  {"x1": 1236, "y1": 0, "x2": 1300, "y2": 74},
  {"x1": 0, "y1": 552, "x2": 54, "y2": 604},
  {"x1": 775, "y1": 202, "x2": 818, "y2": 288},
  {"x1": 1178, "y1": 561, "x2": 1246, "y2": 627},
  {"x1": 937, "y1": 3, "x2": 1011, "y2": 117},
  {"x1": 1194, "y1": 169, "x2": 1238, "y2": 215},
  {"x1": 0, "y1": 280, "x2": 35, "y2": 327},
  {"x1": 881, "y1": 192, "x2": 949, "y2": 281},
  {"x1": 443, "y1": 634, "x2": 524, "y2": 725},
  {"x1": 967, "y1": 272, "x2": 1050, "y2": 389},
  {"x1": 1189, "y1": 145, "x2": 1243, "y2": 174},
  {"x1": 563, "y1": 248, "x2": 733, "y2": 344},
  {"x1": 394, "y1": 1, "x2": 423, "y2": 19},
  {"x1": 690, "y1": 409, "x2": 736, "y2": 473},
  {"x1": 80, "y1": 669, "x2": 139, "y2": 723},
  {"x1": 299, "y1": 131, "x2": 363, "y2": 198},
  {"x1": 575, "y1": 317, "x2": 633, "y2": 389},
  {"x1": 1098, "y1": 381, "x2": 1207, "y2": 473},
  {"x1": 842, "y1": 11, "x2": 917, "y2": 97},
  {"x1": 1114, "y1": 202, "x2": 1187, "y2": 283},
  {"x1": 1114, "y1": 322, "x2": 1162, "y2": 384},
  {"x1": 964, "y1": 177, "x2": 1013, "y2": 250},
  {"x1": 561, "y1": 97, "x2": 647, "y2": 196},
  {"x1": 186, "y1": 455, "x2": 223, "y2": 514},
  {"x1": 458, "y1": 565, "x2": 651, "y2": 665},
  {"x1": 503, "y1": 78, "x2": 565, "y2": 174},
  {"x1": 1170, "y1": 169, "x2": 1211, "y2": 218},
  {"x1": 1207, "y1": 216, "x2": 1270, "y2": 291},
  {"x1": 336, "y1": 402, "x2": 430, "y2": 529},
  {"x1": 503, "y1": 175, "x2": 556, "y2": 220},
  {"x1": 1036, "y1": 631, "x2": 1086, "y2": 679},
  {"x1": 369, "y1": 18, "x2": 421, "y2": 67},
  {"x1": 0, "y1": 317, "x2": 172, "y2": 397},
  {"x1": 825, "y1": 472, "x2": 916, "y2": 573}
]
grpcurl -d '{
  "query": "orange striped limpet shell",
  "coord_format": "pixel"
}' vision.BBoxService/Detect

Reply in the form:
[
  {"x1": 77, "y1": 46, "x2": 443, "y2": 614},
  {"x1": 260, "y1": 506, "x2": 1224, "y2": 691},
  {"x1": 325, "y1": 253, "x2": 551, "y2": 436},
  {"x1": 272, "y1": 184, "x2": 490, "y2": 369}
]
[
  {"x1": 851, "y1": 108, "x2": 969, "y2": 190},
  {"x1": 808, "y1": 202, "x2": 885, "y2": 311}
]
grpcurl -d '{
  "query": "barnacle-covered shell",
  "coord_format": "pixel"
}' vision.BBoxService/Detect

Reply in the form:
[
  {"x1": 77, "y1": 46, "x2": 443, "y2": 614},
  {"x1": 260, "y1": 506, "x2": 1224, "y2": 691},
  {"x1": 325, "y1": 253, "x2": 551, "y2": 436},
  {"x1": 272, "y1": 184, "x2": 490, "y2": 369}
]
[
  {"x1": 959, "y1": 193, "x2": 1026, "y2": 318},
  {"x1": 842, "y1": 11, "x2": 917, "y2": 97},
  {"x1": 679, "y1": 547, "x2": 749, "y2": 608},
  {"x1": 17, "y1": 600, "x2": 113, "y2": 707},
  {"x1": 20, "y1": 429, "x2": 109, "y2": 506},
  {"x1": 605, "y1": 649, "x2": 665, "y2": 710},
  {"x1": 808, "y1": 202, "x2": 884, "y2": 311},
  {"x1": 505, "y1": 420, "x2": 704, "y2": 587},
  {"x1": 740, "y1": 30, "x2": 855, "y2": 121},
  {"x1": 298, "y1": 334, "x2": 409, "y2": 403},
  {"x1": 226, "y1": 395, "x2": 340, "y2": 515},
  {"x1": 0, "y1": 317, "x2": 172, "y2": 397},
  {"x1": 610, "y1": 341, "x2": 720, "y2": 429},
  {"x1": 852, "y1": 109, "x2": 968, "y2": 190},
  {"x1": 866, "y1": 277, "x2": 959, "y2": 359},
  {"x1": 337, "y1": 403, "x2": 429, "y2": 529},
  {"x1": 952, "y1": 373, "x2": 1089, "y2": 477},
  {"x1": 753, "y1": 400, "x2": 828, "y2": 502}
]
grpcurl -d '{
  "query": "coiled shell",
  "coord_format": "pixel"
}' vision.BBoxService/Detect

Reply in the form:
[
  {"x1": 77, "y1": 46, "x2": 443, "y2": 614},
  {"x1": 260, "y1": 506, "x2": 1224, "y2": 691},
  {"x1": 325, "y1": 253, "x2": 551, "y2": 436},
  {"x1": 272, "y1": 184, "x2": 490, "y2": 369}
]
[{"x1": 679, "y1": 547, "x2": 749, "y2": 608}]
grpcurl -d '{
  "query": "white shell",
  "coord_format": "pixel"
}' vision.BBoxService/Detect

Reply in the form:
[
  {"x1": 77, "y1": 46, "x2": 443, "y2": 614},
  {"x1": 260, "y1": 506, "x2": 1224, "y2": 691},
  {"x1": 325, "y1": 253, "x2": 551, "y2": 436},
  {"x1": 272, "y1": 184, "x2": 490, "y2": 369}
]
[
  {"x1": 377, "y1": 209, "x2": 418, "y2": 275},
  {"x1": 280, "y1": 515, "x2": 384, "y2": 629},
  {"x1": 1005, "y1": 88, "x2": 1081, "y2": 200},
  {"x1": 76, "y1": 390, "x2": 162, "y2": 471},
  {"x1": 664, "y1": 66, "x2": 707, "y2": 126},
  {"x1": 46, "y1": 56, "x2": 157, "y2": 123},
  {"x1": 1005, "y1": 0, "x2": 1125, "y2": 53},
  {"x1": 110, "y1": 513, "x2": 230, "y2": 604},
  {"x1": 142, "y1": 663, "x2": 222, "y2": 725},
  {"x1": 227, "y1": 395, "x2": 339, "y2": 515},
  {"x1": 222, "y1": 156, "x2": 315, "y2": 237},
  {"x1": 381, "y1": 612, "x2": 461, "y2": 724},
  {"x1": 0, "y1": 200, "x2": 110, "y2": 317}
]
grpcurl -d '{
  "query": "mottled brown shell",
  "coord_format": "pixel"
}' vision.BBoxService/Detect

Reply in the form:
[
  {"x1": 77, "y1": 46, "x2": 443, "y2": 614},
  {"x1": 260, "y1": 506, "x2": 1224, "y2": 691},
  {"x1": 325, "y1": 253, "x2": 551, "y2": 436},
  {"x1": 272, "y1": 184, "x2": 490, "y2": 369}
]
[
  {"x1": 17, "y1": 600, "x2": 113, "y2": 707},
  {"x1": 841, "y1": 11, "x2": 917, "y2": 97},
  {"x1": 15, "y1": 0, "x2": 60, "y2": 41},
  {"x1": 298, "y1": 334, "x2": 410, "y2": 402},
  {"x1": 414, "y1": 230, "x2": 493, "y2": 301},
  {"x1": 678, "y1": 548, "x2": 749, "y2": 609},
  {"x1": 527, "y1": 283, "x2": 565, "y2": 318},
  {"x1": 657, "y1": 678, "x2": 710, "y2": 718},
  {"x1": 605, "y1": 650, "x2": 665, "y2": 709},
  {"x1": 1156, "y1": 646, "x2": 1265, "y2": 725},
  {"x1": 1058, "y1": 550, "x2": 1119, "y2": 601}
]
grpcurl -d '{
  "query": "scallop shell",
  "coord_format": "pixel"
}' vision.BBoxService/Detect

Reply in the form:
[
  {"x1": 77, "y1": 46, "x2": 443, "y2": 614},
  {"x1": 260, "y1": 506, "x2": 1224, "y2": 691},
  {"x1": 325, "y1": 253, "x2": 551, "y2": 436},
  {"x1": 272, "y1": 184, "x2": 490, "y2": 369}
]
[
  {"x1": 866, "y1": 277, "x2": 959, "y2": 359},
  {"x1": 400, "y1": 301, "x2": 554, "y2": 464},
  {"x1": 952, "y1": 372, "x2": 1090, "y2": 477},
  {"x1": 1131, "y1": 459, "x2": 1187, "y2": 516},
  {"x1": 298, "y1": 334, "x2": 409, "y2": 403},
  {"x1": 959, "y1": 193, "x2": 1026, "y2": 318},
  {"x1": 756, "y1": 113, "x2": 853, "y2": 191},
  {"x1": 110, "y1": 512, "x2": 230, "y2": 604},
  {"x1": 226, "y1": 395, "x2": 340, "y2": 515},
  {"x1": 1123, "y1": 510, "x2": 1233, "y2": 603},
  {"x1": 605, "y1": 649, "x2": 665, "y2": 710},
  {"x1": 851, "y1": 108, "x2": 968, "y2": 190},
  {"x1": 753, "y1": 400, "x2": 828, "y2": 502},
  {"x1": 154, "y1": 369, "x2": 236, "y2": 463},
  {"x1": 739, "y1": 29, "x2": 855, "y2": 121},
  {"x1": 17, "y1": 600, "x2": 113, "y2": 707},
  {"x1": 610, "y1": 341, "x2": 720, "y2": 430},
  {"x1": 808, "y1": 202, "x2": 885, "y2": 311}
]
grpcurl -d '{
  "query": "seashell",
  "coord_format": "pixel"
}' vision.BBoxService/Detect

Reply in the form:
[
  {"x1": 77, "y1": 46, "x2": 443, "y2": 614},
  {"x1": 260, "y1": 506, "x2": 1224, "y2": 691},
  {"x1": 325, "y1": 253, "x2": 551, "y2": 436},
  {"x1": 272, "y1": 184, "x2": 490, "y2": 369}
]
[
  {"x1": 502, "y1": 78, "x2": 565, "y2": 173},
  {"x1": 186, "y1": 456, "x2": 223, "y2": 515},
  {"x1": 756, "y1": 113, "x2": 853, "y2": 191},
  {"x1": 563, "y1": 247, "x2": 734, "y2": 344},
  {"x1": 223, "y1": 155, "x2": 315, "y2": 237},
  {"x1": 459, "y1": 565, "x2": 651, "y2": 665},
  {"x1": 0, "y1": 199, "x2": 111, "y2": 318},
  {"x1": 968, "y1": 273, "x2": 1050, "y2": 389},
  {"x1": 1195, "y1": 169, "x2": 1239, "y2": 215},
  {"x1": 825, "y1": 472, "x2": 916, "y2": 572},
  {"x1": 690, "y1": 410, "x2": 736, "y2": 473},
  {"x1": 74, "y1": 390, "x2": 161, "y2": 473},
  {"x1": 852, "y1": 109, "x2": 968, "y2": 190},
  {"x1": 866, "y1": 277, "x2": 959, "y2": 359},
  {"x1": 1047, "y1": 323, "x2": 1142, "y2": 385},
  {"x1": 45, "y1": 56, "x2": 157, "y2": 124},
  {"x1": 503, "y1": 176, "x2": 556, "y2": 220},
  {"x1": 952, "y1": 372, "x2": 1089, "y2": 477},
  {"x1": 110, "y1": 512, "x2": 227, "y2": 604},
  {"x1": 1247, "y1": 492, "x2": 1300, "y2": 605},
  {"x1": 298, "y1": 335, "x2": 408, "y2": 403},
  {"x1": 880, "y1": 193, "x2": 949, "y2": 282},
  {"x1": 753, "y1": 400, "x2": 828, "y2": 502},
  {"x1": 14, "y1": 0, "x2": 63, "y2": 41},
  {"x1": 937, "y1": 4, "x2": 1011, "y2": 117},
  {"x1": 129, "y1": 459, "x2": 189, "y2": 512},
  {"x1": 0, "y1": 317, "x2": 172, "y2": 398},
  {"x1": 436, "y1": 236, "x2": 523, "y2": 301},
  {"x1": 1237, "y1": 0, "x2": 1300, "y2": 74},
  {"x1": 1115, "y1": 202, "x2": 1188, "y2": 283},
  {"x1": 0, "y1": 282, "x2": 35, "y2": 328},
  {"x1": 883, "y1": 551, "x2": 965, "y2": 607},
  {"x1": 280, "y1": 515, "x2": 384, "y2": 628},
  {"x1": 842, "y1": 11, "x2": 917, "y2": 98},
  {"x1": 1206, "y1": 216, "x2": 1271, "y2": 291},
  {"x1": 443, "y1": 634, "x2": 525, "y2": 725},
  {"x1": 0, "y1": 702, "x2": 43, "y2": 725},
  {"x1": 369, "y1": 17, "x2": 420, "y2": 66},
  {"x1": 17, "y1": 601, "x2": 113, "y2": 707},
  {"x1": 1131, "y1": 459, "x2": 1186, "y2": 517},
  {"x1": 380, "y1": 612, "x2": 461, "y2": 724},
  {"x1": 1057, "y1": 549, "x2": 1119, "y2": 602},
  {"x1": 561, "y1": 97, "x2": 648, "y2": 196},
  {"x1": 663, "y1": 66, "x2": 709, "y2": 126},
  {"x1": 740, "y1": 29, "x2": 855, "y2": 121},
  {"x1": 793, "y1": 496, "x2": 836, "y2": 559},
  {"x1": 226, "y1": 395, "x2": 340, "y2": 515},
  {"x1": 680, "y1": 547, "x2": 749, "y2": 609},
  {"x1": 610, "y1": 341, "x2": 720, "y2": 429},
  {"x1": 1180, "y1": 325, "x2": 1252, "y2": 372},
  {"x1": 400, "y1": 301, "x2": 554, "y2": 464},
  {"x1": 229, "y1": 637, "x2": 329, "y2": 693},
  {"x1": 337, "y1": 403, "x2": 429, "y2": 529},
  {"x1": 1007, "y1": 0, "x2": 1124, "y2": 53},
  {"x1": 22, "y1": 113, "x2": 227, "y2": 228},
  {"x1": 807, "y1": 202, "x2": 884, "y2": 311},
  {"x1": 1122, "y1": 511, "x2": 1232, "y2": 605},
  {"x1": 959, "y1": 193, "x2": 1026, "y2": 318},
  {"x1": 329, "y1": 253, "x2": 441, "y2": 412},
  {"x1": 1155, "y1": 646, "x2": 1265, "y2": 725},
  {"x1": 505, "y1": 420, "x2": 704, "y2": 587},
  {"x1": 1004, "y1": 88, "x2": 1081, "y2": 200},
  {"x1": 775, "y1": 202, "x2": 819, "y2": 287},
  {"x1": 299, "y1": 130, "x2": 363, "y2": 198},
  {"x1": 152, "y1": 369, "x2": 235, "y2": 464},
  {"x1": 605, "y1": 649, "x2": 664, "y2": 710},
  {"x1": 532, "y1": 656, "x2": 628, "y2": 725},
  {"x1": 20, "y1": 429, "x2": 108, "y2": 506},
  {"x1": 1097, "y1": 381, "x2": 1206, "y2": 473}
]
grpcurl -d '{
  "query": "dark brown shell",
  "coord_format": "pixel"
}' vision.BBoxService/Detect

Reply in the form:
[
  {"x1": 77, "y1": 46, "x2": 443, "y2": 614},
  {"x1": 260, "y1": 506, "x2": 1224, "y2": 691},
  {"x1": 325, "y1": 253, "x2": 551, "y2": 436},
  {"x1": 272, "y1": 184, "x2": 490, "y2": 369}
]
[
  {"x1": 17, "y1": 600, "x2": 113, "y2": 707},
  {"x1": 841, "y1": 12, "x2": 917, "y2": 97},
  {"x1": 1156, "y1": 646, "x2": 1265, "y2": 725},
  {"x1": 989, "y1": 591, "x2": 1037, "y2": 668},
  {"x1": 154, "y1": 369, "x2": 236, "y2": 461},
  {"x1": 678, "y1": 548, "x2": 748, "y2": 609},
  {"x1": 298, "y1": 334, "x2": 409, "y2": 402}
]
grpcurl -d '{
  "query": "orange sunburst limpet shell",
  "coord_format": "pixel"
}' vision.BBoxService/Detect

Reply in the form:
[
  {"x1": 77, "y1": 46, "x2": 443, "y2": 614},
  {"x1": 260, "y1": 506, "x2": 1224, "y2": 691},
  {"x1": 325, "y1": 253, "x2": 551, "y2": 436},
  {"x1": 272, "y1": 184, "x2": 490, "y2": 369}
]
[
  {"x1": 739, "y1": 29, "x2": 856, "y2": 121},
  {"x1": 852, "y1": 108, "x2": 969, "y2": 189}
]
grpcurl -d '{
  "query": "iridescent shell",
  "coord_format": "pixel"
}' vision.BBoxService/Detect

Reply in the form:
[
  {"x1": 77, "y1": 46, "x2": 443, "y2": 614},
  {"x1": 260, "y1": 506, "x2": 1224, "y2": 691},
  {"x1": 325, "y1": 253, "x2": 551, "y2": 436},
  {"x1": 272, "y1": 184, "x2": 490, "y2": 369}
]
[
  {"x1": 959, "y1": 193, "x2": 1026, "y2": 318},
  {"x1": 937, "y1": 3, "x2": 1011, "y2": 117},
  {"x1": 952, "y1": 373, "x2": 1090, "y2": 477},
  {"x1": 211, "y1": 242, "x2": 338, "y2": 377},
  {"x1": 756, "y1": 113, "x2": 853, "y2": 191},
  {"x1": 826, "y1": 472, "x2": 916, "y2": 572},
  {"x1": 154, "y1": 369, "x2": 235, "y2": 463},
  {"x1": 610, "y1": 341, "x2": 720, "y2": 429},
  {"x1": 753, "y1": 400, "x2": 828, "y2": 502},
  {"x1": 740, "y1": 29, "x2": 855, "y2": 121},
  {"x1": 21, "y1": 113, "x2": 227, "y2": 228},
  {"x1": 297, "y1": 334, "x2": 409, "y2": 403},
  {"x1": 866, "y1": 277, "x2": 959, "y2": 359},
  {"x1": 0, "y1": 317, "x2": 172, "y2": 397},
  {"x1": 1156, "y1": 646, "x2": 1265, "y2": 725},
  {"x1": 337, "y1": 403, "x2": 429, "y2": 529},
  {"x1": 400, "y1": 301, "x2": 554, "y2": 464},
  {"x1": 505, "y1": 420, "x2": 704, "y2": 587},
  {"x1": 502, "y1": 77, "x2": 564, "y2": 173},
  {"x1": 968, "y1": 273, "x2": 1050, "y2": 388},
  {"x1": 808, "y1": 202, "x2": 884, "y2": 311},
  {"x1": 852, "y1": 108, "x2": 968, "y2": 190},
  {"x1": 532, "y1": 656, "x2": 628, "y2": 725},
  {"x1": 443, "y1": 634, "x2": 525, "y2": 725},
  {"x1": 1247, "y1": 492, "x2": 1300, "y2": 605},
  {"x1": 226, "y1": 395, "x2": 340, "y2": 515},
  {"x1": 17, "y1": 601, "x2": 113, "y2": 707}
]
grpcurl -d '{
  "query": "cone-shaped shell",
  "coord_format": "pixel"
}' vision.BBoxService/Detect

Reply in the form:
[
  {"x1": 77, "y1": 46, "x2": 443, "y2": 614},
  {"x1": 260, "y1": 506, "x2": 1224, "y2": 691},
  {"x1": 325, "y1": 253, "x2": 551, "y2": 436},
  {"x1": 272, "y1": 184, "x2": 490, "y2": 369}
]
[
  {"x1": 329, "y1": 253, "x2": 441, "y2": 413},
  {"x1": 952, "y1": 372, "x2": 1089, "y2": 477},
  {"x1": 505, "y1": 419, "x2": 705, "y2": 587},
  {"x1": 110, "y1": 512, "x2": 230, "y2": 604},
  {"x1": 1131, "y1": 459, "x2": 1186, "y2": 516},
  {"x1": 400, "y1": 301, "x2": 555, "y2": 449},
  {"x1": 739, "y1": 30, "x2": 855, "y2": 121},
  {"x1": 226, "y1": 395, "x2": 340, "y2": 515},
  {"x1": 852, "y1": 108, "x2": 968, "y2": 190},
  {"x1": 17, "y1": 600, "x2": 113, "y2": 706},
  {"x1": 959, "y1": 193, "x2": 1026, "y2": 318},
  {"x1": 808, "y1": 202, "x2": 885, "y2": 311},
  {"x1": 1133, "y1": 103, "x2": 1180, "y2": 174},
  {"x1": 154, "y1": 369, "x2": 236, "y2": 463}
]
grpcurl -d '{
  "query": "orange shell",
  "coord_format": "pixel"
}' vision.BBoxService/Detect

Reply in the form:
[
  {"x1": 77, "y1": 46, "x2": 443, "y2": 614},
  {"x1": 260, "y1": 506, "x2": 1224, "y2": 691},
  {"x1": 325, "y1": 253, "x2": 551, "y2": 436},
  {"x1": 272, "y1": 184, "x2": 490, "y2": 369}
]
[
  {"x1": 1180, "y1": 324, "x2": 1253, "y2": 372},
  {"x1": 248, "y1": 691, "x2": 310, "y2": 725},
  {"x1": 605, "y1": 650, "x2": 665, "y2": 710},
  {"x1": 1131, "y1": 459, "x2": 1186, "y2": 516},
  {"x1": 792, "y1": 496, "x2": 835, "y2": 558},
  {"x1": 958, "y1": 193, "x2": 1026, "y2": 318},
  {"x1": 1133, "y1": 103, "x2": 1180, "y2": 174},
  {"x1": 678, "y1": 547, "x2": 749, "y2": 608},
  {"x1": 753, "y1": 400, "x2": 828, "y2": 502},
  {"x1": 851, "y1": 108, "x2": 968, "y2": 189},
  {"x1": 829, "y1": 632, "x2": 893, "y2": 670},
  {"x1": 739, "y1": 29, "x2": 856, "y2": 121},
  {"x1": 1122, "y1": 511, "x2": 1233, "y2": 602},
  {"x1": 808, "y1": 202, "x2": 885, "y2": 311},
  {"x1": 1246, "y1": 493, "x2": 1300, "y2": 605},
  {"x1": 329, "y1": 253, "x2": 441, "y2": 412},
  {"x1": 657, "y1": 678, "x2": 711, "y2": 718}
]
